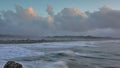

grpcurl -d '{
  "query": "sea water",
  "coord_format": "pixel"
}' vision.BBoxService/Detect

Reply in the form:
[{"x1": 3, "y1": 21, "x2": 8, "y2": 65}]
[{"x1": 0, "y1": 40, "x2": 120, "y2": 68}]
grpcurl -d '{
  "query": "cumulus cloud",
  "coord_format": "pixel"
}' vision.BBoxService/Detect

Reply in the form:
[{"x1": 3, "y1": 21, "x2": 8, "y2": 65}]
[
  {"x1": 87, "y1": 6, "x2": 120, "y2": 29},
  {"x1": 46, "y1": 5, "x2": 54, "y2": 16},
  {"x1": 0, "y1": 5, "x2": 120, "y2": 37},
  {"x1": 54, "y1": 8, "x2": 88, "y2": 32},
  {"x1": 0, "y1": 5, "x2": 51, "y2": 36}
]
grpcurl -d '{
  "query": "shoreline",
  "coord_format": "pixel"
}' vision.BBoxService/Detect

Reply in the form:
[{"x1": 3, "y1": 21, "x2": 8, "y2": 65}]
[{"x1": 0, "y1": 38, "x2": 119, "y2": 44}]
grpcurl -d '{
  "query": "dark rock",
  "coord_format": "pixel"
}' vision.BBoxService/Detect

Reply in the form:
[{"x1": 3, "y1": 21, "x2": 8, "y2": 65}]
[
  {"x1": 4, "y1": 61, "x2": 22, "y2": 68},
  {"x1": 57, "y1": 53, "x2": 68, "y2": 56}
]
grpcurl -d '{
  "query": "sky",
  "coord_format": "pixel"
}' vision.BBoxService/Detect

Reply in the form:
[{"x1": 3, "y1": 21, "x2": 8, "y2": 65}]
[
  {"x1": 0, "y1": 0, "x2": 120, "y2": 16},
  {"x1": 0, "y1": 0, "x2": 120, "y2": 37}
]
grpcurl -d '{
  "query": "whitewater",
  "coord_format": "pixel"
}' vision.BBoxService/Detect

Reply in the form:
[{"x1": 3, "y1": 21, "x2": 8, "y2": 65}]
[{"x1": 0, "y1": 40, "x2": 120, "y2": 68}]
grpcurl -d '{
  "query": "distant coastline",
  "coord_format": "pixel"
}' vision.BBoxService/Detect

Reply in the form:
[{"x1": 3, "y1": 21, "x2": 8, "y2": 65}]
[{"x1": 0, "y1": 35, "x2": 119, "y2": 44}]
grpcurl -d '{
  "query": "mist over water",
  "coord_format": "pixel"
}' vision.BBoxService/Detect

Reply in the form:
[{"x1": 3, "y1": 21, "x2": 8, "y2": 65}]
[{"x1": 0, "y1": 40, "x2": 120, "y2": 68}]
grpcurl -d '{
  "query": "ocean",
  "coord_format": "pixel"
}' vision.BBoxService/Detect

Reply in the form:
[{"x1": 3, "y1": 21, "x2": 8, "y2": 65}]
[{"x1": 0, "y1": 40, "x2": 120, "y2": 68}]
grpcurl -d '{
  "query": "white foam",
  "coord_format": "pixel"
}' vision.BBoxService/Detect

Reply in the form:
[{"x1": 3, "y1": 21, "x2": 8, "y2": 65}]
[
  {"x1": 20, "y1": 61, "x2": 68, "y2": 68},
  {"x1": 0, "y1": 46, "x2": 44, "y2": 60},
  {"x1": 19, "y1": 41, "x2": 97, "y2": 49},
  {"x1": 43, "y1": 61, "x2": 68, "y2": 68}
]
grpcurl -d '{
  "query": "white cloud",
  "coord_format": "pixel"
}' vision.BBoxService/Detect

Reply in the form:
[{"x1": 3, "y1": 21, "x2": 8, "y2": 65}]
[
  {"x1": 0, "y1": 6, "x2": 120, "y2": 37},
  {"x1": 54, "y1": 8, "x2": 88, "y2": 32}
]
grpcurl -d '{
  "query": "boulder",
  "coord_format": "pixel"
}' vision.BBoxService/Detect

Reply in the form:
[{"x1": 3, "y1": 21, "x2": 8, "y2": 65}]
[{"x1": 4, "y1": 61, "x2": 22, "y2": 68}]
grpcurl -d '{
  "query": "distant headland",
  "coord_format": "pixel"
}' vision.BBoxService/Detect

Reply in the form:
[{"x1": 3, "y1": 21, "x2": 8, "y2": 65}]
[{"x1": 0, "y1": 34, "x2": 119, "y2": 44}]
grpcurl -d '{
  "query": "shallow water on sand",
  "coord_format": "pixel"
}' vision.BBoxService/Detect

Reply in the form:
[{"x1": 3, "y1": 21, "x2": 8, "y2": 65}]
[{"x1": 0, "y1": 40, "x2": 120, "y2": 68}]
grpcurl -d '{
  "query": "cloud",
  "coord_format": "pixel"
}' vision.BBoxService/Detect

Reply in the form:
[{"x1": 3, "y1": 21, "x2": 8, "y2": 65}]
[
  {"x1": 27, "y1": 7, "x2": 38, "y2": 17},
  {"x1": 54, "y1": 8, "x2": 88, "y2": 32},
  {"x1": 15, "y1": 5, "x2": 38, "y2": 19},
  {"x1": 0, "y1": 5, "x2": 120, "y2": 37},
  {"x1": 99, "y1": 6, "x2": 112, "y2": 12},
  {"x1": 86, "y1": 28, "x2": 120, "y2": 37},
  {"x1": 46, "y1": 5, "x2": 54, "y2": 16},
  {"x1": 0, "y1": 5, "x2": 51, "y2": 36},
  {"x1": 87, "y1": 6, "x2": 120, "y2": 30}
]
